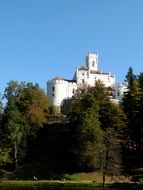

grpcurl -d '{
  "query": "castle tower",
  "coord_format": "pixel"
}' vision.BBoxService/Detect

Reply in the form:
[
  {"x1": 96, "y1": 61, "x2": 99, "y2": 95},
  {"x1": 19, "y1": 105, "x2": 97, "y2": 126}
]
[
  {"x1": 86, "y1": 52, "x2": 98, "y2": 71},
  {"x1": 47, "y1": 77, "x2": 67, "y2": 111},
  {"x1": 47, "y1": 76, "x2": 77, "y2": 112}
]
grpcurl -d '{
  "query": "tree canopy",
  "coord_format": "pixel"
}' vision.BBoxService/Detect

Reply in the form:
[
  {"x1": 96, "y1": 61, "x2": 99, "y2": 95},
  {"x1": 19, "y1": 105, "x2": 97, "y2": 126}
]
[
  {"x1": 2, "y1": 81, "x2": 50, "y2": 167},
  {"x1": 68, "y1": 81, "x2": 124, "y2": 179}
]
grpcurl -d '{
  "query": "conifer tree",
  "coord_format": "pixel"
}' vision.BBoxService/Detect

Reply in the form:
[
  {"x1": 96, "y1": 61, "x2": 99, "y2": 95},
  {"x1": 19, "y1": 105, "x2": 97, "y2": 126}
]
[{"x1": 122, "y1": 67, "x2": 141, "y2": 150}]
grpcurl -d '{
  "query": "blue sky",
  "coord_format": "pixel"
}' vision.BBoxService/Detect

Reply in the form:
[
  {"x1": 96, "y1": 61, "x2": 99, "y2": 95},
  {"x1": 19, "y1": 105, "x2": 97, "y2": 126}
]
[{"x1": 0, "y1": 0, "x2": 143, "y2": 96}]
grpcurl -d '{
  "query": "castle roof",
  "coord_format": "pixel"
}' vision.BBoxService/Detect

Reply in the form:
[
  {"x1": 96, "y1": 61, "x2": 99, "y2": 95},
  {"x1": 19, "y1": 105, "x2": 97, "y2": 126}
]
[
  {"x1": 53, "y1": 76, "x2": 63, "y2": 80},
  {"x1": 64, "y1": 79, "x2": 76, "y2": 83},
  {"x1": 78, "y1": 66, "x2": 88, "y2": 70},
  {"x1": 90, "y1": 70, "x2": 109, "y2": 75}
]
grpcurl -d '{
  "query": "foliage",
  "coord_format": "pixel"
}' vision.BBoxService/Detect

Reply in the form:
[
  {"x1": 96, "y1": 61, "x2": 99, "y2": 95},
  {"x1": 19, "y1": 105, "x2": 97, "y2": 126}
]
[
  {"x1": 2, "y1": 80, "x2": 49, "y2": 167},
  {"x1": 122, "y1": 68, "x2": 142, "y2": 150},
  {"x1": 69, "y1": 89, "x2": 101, "y2": 170},
  {"x1": 2, "y1": 67, "x2": 143, "y2": 179},
  {"x1": 0, "y1": 147, "x2": 11, "y2": 166},
  {"x1": 97, "y1": 128, "x2": 122, "y2": 189},
  {"x1": 121, "y1": 67, "x2": 143, "y2": 171},
  {"x1": 68, "y1": 81, "x2": 124, "y2": 177}
]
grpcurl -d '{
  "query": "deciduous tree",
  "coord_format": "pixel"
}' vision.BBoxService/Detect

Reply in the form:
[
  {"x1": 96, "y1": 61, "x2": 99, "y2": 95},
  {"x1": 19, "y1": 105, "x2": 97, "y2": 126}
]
[{"x1": 2, "y1": 80, "x2": 49, "y2": 167}]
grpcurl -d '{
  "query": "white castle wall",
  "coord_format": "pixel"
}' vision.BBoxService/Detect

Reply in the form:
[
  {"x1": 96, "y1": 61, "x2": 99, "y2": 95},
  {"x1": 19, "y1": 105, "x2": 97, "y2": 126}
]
[
  {"x1": 67, "y1": 82, "x2": 77, "y2": 97},
  {"x1": 114, "y1": 83, "x2": 127, "y2": 101},
  {"x1": 94, "y1": 73, "x2": 115, "y2": 87},
  {"x1": 47, "y1": 79, "x2": 77, "y2": 108},
  {"x1": 76, "y1": 70, "x2": 115, "y2": 87}
]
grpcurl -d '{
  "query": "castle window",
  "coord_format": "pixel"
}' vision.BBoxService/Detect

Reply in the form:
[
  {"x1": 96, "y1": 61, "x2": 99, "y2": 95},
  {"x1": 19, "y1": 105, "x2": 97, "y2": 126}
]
[
  {"x1": 82, "y1": 73, "x2": 84, "y2": 76},
  {"x1": 82, "y1": 79, "x2": 85, "y2": 84},
  {"x1": 92, "y1": 61, "x2": 95, "y2": 67},
  {"x1": 52, "y1": 86, "x2": 55, "y2": 92},
  {"x1": 52, "y1": 93, "x2": 54, "y2": 97},
  {"x1": 117, "y1": 91, "x2": 120, "y2": 97}
]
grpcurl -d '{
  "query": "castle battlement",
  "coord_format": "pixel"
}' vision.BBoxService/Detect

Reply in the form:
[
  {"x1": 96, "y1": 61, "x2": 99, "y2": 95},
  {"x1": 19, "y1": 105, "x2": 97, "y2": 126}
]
[
  {"x1": 47, "y1": 79, "x2": 68, "y2": 84},
  {"x1": 47, "y1": 79, "x2": 76, "y2": 85}
]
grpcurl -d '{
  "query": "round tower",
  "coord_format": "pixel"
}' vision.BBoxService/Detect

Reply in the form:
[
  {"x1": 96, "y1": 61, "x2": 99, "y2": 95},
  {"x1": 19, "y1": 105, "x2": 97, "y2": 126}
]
[{"x1": 47, "y1": 77, "x2": 68, "y2": 111}]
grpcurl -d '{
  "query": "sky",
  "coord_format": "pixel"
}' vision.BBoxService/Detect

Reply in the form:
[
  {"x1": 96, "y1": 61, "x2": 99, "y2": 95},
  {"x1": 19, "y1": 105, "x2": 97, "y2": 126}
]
[{"x1": 0, "y1": 0, "x2": 143, "y2": 96}]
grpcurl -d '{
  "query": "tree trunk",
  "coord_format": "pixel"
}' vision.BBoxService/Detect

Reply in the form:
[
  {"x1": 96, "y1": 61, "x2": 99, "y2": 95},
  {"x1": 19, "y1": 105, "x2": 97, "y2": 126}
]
[
  {"x1": 14, "y1": 141, "x2": 18, "y2": 168},
  {"x1": 102, "y1": 171, "x2": 106, "y2": 190}
]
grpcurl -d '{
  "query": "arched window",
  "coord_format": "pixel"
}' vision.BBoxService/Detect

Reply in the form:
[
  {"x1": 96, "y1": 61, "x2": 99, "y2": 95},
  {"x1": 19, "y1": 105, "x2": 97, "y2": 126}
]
[
  {"x1": 52, "y1": 86, "x2": 55, "y2": 92},
  {"x1": 117, "y1": 91, "x2": 120, "y2": 97}
]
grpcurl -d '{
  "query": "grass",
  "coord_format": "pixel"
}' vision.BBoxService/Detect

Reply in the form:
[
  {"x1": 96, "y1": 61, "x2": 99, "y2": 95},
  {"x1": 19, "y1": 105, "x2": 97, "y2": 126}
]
[
  {"x1": 1, "y1": 180, "x2": 143, "y2": 190},
  {"x1": 0, "y1": 171, "x2": 132, "y2": 189},
  {"x1": 64, "y1": 172, "x2": 110, "y2": 182},
  {"x1": 0, "y1": 172, "x2": 143, "y2": 190},
  {"x1": 0, "y1": 180, "x2": 105, "y2": 188}
]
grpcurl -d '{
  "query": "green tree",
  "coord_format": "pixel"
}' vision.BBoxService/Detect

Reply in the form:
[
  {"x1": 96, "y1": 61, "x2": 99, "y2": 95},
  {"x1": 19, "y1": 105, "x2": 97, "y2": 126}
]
[
  {"x1": 125, "y1": 67, "x2": 136, "y2": 88},
  {"x1": 16, "y1": 82, "x2": 49, "y2": 138},
  {"x1": 69, "y1": 91, "x2": 102, "y2": 170},
  {"x1": 138, "y1": 72, "x2": 143, "y2": 148},
  {"x1": 122, "y1": 67, "x2": 141, "y2": 150},
  {"x1": 98, "y1": 128, "x2": 122, "y2": 190},
  {"x1": 2, "y1": 80, "x2": 49, "y2": 167},
  {"x1": 69, "y1": 81, "x2": 124, "y2": 176},
  {"x1": 0, "y1": 99, "x2": 11, "y2": 167},
  {"x1": 121, "y1": 67, "x2": 143, "y2": 171},
  {"x1": 5, "y1": 110, "x2": 24, "y2": 167},
  {"x1": 0, "y1": 96, "x2": 3, "y2": 137},
  {"x1": 93, "y1": 83, "x2": 124, "y2": 188},
  {"x1": 3, "y1": 81, "x2": 27, "y2": 167}
]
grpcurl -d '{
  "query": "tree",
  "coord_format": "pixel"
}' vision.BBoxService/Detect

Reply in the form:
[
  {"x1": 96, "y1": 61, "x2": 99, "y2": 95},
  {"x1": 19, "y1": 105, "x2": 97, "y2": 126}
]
[
  {"x1": 125, "y1": 67, "x2": 136, "y2": 89},
  {"x1": 2, "y1": 80, "x2": 49, "y2": 168},
  {"x1": 68, "y1": 90, "x2": 102, "y2": 170},
  {"x1": 5, "y1": 110, "x2": 24, "y2": 167},
  {"x1": 98, "y1": 128, "x2": 122, "y2": 190},
  {"x1": 16, "y1": 82, "x2": 49, "y2": 138},
  {"x1": 0, "y1": 96, "x2": 3, "y2": 138},
  {"x1": 93, "y1": 84, "x2": 125, "y2": 189},
  {"x1": 122, "y1": 68, "x2": 141, "y2": 150},
  {"x1": 138, "y1": 72, "x2": 143, "y2": 149},
  {"x1": 0, "y1": 98, "x2": 11, "y2": 167},
  {"x1": 68, "y1": 81, "x2": 124, "y2": 176},
  {"x1": 121, "y1": 67, "x2": 143, "y2": 171},
  {"x1": 76, "y1": 102, "x2": 102, "y2": 170}
]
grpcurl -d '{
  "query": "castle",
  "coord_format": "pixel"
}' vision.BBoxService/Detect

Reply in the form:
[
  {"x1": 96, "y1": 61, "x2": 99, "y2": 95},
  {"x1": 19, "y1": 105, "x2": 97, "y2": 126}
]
[{"x1": 47, "y1": 52, "x2": 126, "y2": 111}]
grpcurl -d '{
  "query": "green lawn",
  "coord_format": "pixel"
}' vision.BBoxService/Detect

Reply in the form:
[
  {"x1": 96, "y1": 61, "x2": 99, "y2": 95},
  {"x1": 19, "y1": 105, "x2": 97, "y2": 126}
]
[{"x1": 0, "y1": 180, "x2": 105, "y2": 187}]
